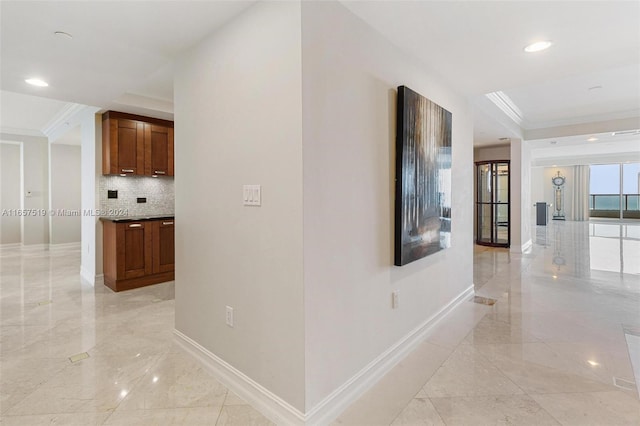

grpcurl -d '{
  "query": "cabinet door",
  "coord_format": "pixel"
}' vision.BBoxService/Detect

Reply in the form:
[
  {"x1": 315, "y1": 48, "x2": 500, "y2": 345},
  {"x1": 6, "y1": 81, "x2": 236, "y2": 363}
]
[
  {"x1": 117, "y1": 222, "x2": 153, "y2": 279},
  {"x1": 145, "y1": 124, "x2": 174, "y2": 177},
  {"x1": 115, "y1": 119, "x2": 144, "y2": 175},
  {"x1": 153, "y1": 220, "x2": 175, "y2": 273}
]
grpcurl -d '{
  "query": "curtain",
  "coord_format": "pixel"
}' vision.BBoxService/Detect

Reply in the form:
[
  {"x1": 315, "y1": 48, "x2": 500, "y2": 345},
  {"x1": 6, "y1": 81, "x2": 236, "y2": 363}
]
[{"x1": 572, "y1": 165, "x2": 590, "y2": 221}]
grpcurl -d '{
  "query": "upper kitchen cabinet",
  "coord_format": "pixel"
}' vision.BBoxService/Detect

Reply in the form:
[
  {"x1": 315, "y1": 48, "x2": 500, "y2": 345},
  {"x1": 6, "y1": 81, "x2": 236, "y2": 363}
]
[
  {"x1": 144, "y1": 124, "x2": 174, "y2": 177},
  {"x1": 102, "y1": 111, "x2": 174, "y2": 176}
]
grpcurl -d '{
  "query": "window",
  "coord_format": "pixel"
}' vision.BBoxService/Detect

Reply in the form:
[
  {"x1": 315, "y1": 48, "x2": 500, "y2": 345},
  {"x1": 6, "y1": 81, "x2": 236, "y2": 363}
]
[{"x1": 589, "y1": 163, "x2": 640, "y2": 219}]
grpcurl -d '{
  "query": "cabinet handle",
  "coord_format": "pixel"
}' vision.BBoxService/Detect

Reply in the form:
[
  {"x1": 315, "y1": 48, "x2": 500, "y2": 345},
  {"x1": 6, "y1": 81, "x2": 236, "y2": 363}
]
[
  {"x1": 162, "y1": 221, "x2": 174, "y2": 225},
  {"x1": 129, "y1": 223, "x2": 142, "y2": 228},
  {"x1": 154, "y1": 170, "x2": 166, "y2": 175},
  {"x1": 121, "y1": 169, "x2": 134, "y2": 173}
]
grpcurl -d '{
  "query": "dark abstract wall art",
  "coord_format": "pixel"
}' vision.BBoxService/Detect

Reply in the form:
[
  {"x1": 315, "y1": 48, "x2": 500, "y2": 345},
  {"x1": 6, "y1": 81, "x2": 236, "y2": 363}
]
[{"x1": 394, "y1": 86, "x2": 452, "y2": 266}]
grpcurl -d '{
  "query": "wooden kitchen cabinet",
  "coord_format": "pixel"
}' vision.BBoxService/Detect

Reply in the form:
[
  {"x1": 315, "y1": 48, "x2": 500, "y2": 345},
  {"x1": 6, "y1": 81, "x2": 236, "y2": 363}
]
[
  {"x1": 145, "y1": 124, "x2": 174, "y2": 177},
  {"x1": 152, "y1": 219, "x2": 175, "y2": 273},
  {"x1": 102, "y1": 111, "x2": 174, "y2": 176},
  {"x1": 102, "y1": 218, "x2": 175, "y2": 292},
  {"x1": 118, "y1": 221, "x2": 152, "y2": 279}
]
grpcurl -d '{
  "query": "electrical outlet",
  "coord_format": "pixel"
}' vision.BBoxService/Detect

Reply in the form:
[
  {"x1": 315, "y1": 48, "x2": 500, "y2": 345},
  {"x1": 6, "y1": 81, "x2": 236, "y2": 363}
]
[
  {"x1": 392, "y1": 291, "x2": 399, "y2": 309},
  {"x1": 225, "y1": 306, "x2": 234, "y2": 327}
]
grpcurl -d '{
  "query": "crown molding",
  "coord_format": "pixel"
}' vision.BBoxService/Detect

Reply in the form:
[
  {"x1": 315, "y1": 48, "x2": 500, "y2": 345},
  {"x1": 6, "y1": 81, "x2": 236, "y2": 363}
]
[
  {"x1": 0, "y1": 126, "x2": 44, "y2": 138},
  {"x1": 41, "y1": 103, "x2": 86, "y2": 138},
  {"x1": 485, "y1": 91, "x2": 526, "y2": 127}
]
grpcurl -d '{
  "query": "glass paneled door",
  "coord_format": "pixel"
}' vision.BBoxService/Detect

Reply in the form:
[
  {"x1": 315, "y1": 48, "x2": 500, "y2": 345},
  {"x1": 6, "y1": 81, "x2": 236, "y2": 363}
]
[{"x1": 476, "y1": 161, "x2": 510, "y2": 247}]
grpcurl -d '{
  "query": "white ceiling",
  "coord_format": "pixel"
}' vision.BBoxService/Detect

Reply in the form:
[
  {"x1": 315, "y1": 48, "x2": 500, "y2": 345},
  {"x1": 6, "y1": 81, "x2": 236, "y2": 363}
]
[
  {"x1": 343, "y1": 0, "x2": 640, "y2": 148},
  {"x1": 505, "y1": 64, "x2": 640, "y2": 129},
  {"x1": 0, "y1": 90, "x2": 72, "y2": 136},
  {"x1": 1, "y1": 0, "x2": 639, "y2": 154},
  {"x1": 0, "y1": 0, "x2": 254, "y2": 119},
  {"x1": 529, "y1": 131, "x2": 640, "y2": 167}
]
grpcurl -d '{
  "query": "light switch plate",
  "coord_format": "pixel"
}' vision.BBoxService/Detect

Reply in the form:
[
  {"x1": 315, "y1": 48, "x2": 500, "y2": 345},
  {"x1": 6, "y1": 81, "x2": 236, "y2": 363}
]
[{"x1": 243, "y1": 185, "x2": 261, "y2": 206}]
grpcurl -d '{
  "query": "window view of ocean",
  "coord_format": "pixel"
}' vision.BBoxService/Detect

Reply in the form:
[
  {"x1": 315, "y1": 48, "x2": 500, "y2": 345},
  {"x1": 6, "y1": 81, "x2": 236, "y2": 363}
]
[{"x1": 589, "y1": 163, "x2": 640, "y2": 212}]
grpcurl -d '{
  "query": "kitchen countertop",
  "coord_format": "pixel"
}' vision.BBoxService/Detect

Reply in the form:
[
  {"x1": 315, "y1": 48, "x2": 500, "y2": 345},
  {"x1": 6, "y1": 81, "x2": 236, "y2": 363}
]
[{"x1": 99, "y1": 214, "x2": 175, "y2": 223}]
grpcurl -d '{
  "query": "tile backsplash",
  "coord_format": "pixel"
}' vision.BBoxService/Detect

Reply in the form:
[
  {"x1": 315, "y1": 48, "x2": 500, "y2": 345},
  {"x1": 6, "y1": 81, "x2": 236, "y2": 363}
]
[{"x1": 99, "y1": 175, "x2": 174, "y2": 216}]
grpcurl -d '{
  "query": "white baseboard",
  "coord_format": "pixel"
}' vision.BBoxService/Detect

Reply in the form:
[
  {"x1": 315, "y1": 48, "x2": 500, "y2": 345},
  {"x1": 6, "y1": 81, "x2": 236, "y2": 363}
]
[
  {"x1": 306, "y1": 284, "x2": 474, "y2": 425},
  {"x1": 0, "y1": 243, "x2": 21, "y2": 249},
  {"x1": 80, "y1": 268, "x2": 96, "y2": 286},
  {"x1": 49, "y1": 242, "x2": 81, "y2": 250},
  {"x1": 174, "y1": 330, "x2": 305, "y2": 425},
  {"x1": 20, "y1": 243, "x2": 49, "y2": 250},
  {"x1": 510, "y1": 239, "x2": 532, "y2": 254},
  {"x1": 175, "y1": 284, "x2": 474, "y2": 425}
]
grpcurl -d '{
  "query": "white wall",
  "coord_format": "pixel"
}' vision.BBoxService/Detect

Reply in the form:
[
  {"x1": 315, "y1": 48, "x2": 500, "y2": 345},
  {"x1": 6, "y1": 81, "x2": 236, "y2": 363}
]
[
  {"x1": 80, "y1": 113, "x2": 102, "y2": 284},
  {"x1": 50, "y1": 143, "x2": 81, "y2": 244},
  {"x1": 509, "y1": 138, "x2": 533, "y2": 252},
  {"x1": 302, "y1": 1, "x2": 474, "y2": 410},
  {"x1": 174, "y1": 0, "x2": 305, "y2": 411},
  {"x1": 520, "y1": 140, "x2": 532, "y2": 248},
  {"x1": 0, "y1": 133, "x2": 49, "y2": 245},
  {"x1": 0, "y1": 141, "x2": 21, "y2": 244}
]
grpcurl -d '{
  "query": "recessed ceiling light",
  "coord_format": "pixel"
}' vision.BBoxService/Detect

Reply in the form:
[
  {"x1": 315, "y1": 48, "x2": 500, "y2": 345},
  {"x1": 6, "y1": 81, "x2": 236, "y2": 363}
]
[
  {"x1": 524, "y1": 40, "x2": 553, "y2": 53},
  {"x1": 612, "y1": 129, "x2": 640, "y2": 136},
  {"x1": 587, "y1": 137, "x2": 598, "y2": 142},
  {"x1": 25, "y1": 78, "x2": 48, "y2": 87},
  {"x1": 587, "y1": 360, "x2": 600, "y2": 367},
  {"x1": 54, "y1": 31, "x2": 73, "y2": 39}
]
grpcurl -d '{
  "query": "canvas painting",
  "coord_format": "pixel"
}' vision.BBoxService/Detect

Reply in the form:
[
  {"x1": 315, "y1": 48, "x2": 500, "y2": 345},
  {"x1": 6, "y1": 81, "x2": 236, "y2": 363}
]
[{"x1": 394, "y1": 86, "x2": 452, "y2": 266}]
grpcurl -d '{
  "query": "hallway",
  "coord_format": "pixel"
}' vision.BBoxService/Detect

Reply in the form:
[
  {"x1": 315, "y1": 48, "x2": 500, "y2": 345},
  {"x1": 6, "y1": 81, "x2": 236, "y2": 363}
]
[
  {"x1": 1, "y1": 221, "x2": 639, "y2": 425},
  {"x1": 337, "y1": 220, "x2": 640, "y2": 425}
]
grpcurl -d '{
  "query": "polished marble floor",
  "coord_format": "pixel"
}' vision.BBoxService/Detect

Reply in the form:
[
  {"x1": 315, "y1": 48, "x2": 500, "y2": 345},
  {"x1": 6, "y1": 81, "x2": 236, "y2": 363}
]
[
  {"x1": 335, "y1": 220, "x2": 640, "y2": 425},
  {"x1": 0, "y1": 245, "x2": 273, "y2": 425},
  {"x1": 1, "y1": 220, "x2": 639, "y2": 425}
]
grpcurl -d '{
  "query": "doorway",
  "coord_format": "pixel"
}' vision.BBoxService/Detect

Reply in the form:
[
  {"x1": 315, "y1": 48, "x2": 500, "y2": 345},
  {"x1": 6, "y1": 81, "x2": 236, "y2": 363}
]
[
  {"x1": 0, "y1": 141, "x2": 22, "y2": 244},
  {"x1": 476, "y1": 161, "x2": 510, "y2": 247}
]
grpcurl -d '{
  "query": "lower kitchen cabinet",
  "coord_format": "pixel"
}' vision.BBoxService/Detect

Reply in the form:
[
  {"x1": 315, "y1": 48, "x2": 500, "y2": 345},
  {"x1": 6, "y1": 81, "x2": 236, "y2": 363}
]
[
  {"x1": 102, "y1": 218, "x2": 174, "y2": 292},
  {"x1": 152, "y1": 219, "x2": 175, "y2": 273}
]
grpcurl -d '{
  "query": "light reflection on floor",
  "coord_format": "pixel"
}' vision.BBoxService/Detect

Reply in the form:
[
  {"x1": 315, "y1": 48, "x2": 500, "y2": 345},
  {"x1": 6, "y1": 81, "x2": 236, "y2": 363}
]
[{"x1": 589, "y1": 221, "x2": 640, "y2": 275}]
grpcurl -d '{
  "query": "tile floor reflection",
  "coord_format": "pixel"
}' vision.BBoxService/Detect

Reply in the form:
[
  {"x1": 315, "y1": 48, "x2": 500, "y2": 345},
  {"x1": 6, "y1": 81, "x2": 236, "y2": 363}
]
[
  {"x1": 336, "y1": 220, "x2": 640, "y2": 425},
  {"x1": 1, "y1": 220, "x2": 639, "y2": 425},
  {"x1": 0, "y1": 244, "x2": 273, "y2": 425}
]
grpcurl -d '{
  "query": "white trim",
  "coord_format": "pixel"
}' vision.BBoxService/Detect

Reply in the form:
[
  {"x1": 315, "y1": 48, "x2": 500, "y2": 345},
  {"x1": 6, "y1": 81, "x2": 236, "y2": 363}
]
[
  {"x1": 48, "y1": 242, "x2": 81, "y2": 250},
  {"x1": 80, "y1": 267, "x2": 96, "y2": 286},
  {"x1": 174, "y1": 330, "x2": 306, "y2": 425},
  {"x1": 174, "y1": 284, "x2": 475, "y2": 425},
  {"x1": 0, "y1": 243, "x2": 22, "y2": 249},
  {"x1": 510, "y1": 239, "x2": 532, "y2": 254},
  {"x1": 20, "y1": 243, "x2": 49, "y2": 250},
  {"x1": 42, "y1": 103, "x2": 85, "y2": 139},
  {"x1": 485, "y1": 91, "x2": 525, "y2": 127},
  {"x1": 0, "y1": 126, "x2": 44, "y2": 138},
  {"x1": 95, "y1": 274, "x2": 104, "y2": 286},
  {"x1": 305, "y1": 284, "x2": 474, "y2": 425}
]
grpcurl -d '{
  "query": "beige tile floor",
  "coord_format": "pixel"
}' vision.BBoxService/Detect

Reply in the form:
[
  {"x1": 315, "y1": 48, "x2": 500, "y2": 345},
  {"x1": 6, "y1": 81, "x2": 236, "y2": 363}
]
[
  {"x1": 334, "y1": 220, "x2": 640, "y2": 425},
  {"x1": 0, "y1": 245, "x2": 273, "y2": 425},
  {"x1": 1, "y1": 220, "x2": 639, "y2": 425}
]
